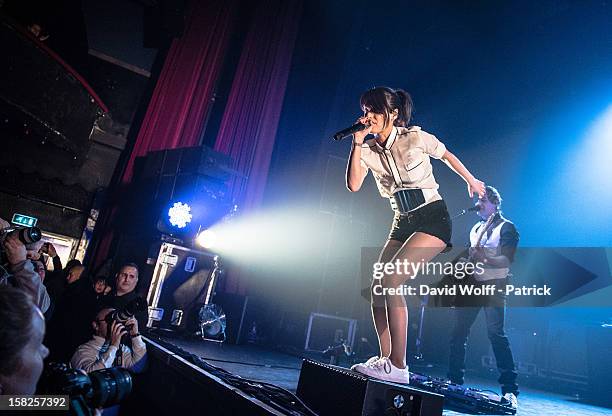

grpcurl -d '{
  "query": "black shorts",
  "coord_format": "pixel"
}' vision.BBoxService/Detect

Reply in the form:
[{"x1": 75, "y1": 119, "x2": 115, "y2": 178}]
[{"x1": 388, "y1": 199, "x2": 452, "y2": 247}]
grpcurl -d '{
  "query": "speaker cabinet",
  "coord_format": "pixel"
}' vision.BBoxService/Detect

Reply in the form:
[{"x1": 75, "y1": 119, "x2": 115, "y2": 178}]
[{"x1": 297, "y1": 359, "x2": 444, "y2": 416}]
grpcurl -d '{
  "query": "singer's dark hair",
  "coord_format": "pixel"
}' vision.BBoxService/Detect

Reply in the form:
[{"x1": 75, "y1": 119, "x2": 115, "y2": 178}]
[{"x1": 360, "y1": 86, "x2": 413, "y2": 128}]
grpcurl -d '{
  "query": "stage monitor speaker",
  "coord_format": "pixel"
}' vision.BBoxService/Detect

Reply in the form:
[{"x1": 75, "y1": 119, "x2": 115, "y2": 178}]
[{"x1": 297, "y1": 359, "x2": 444, "y2": 416}]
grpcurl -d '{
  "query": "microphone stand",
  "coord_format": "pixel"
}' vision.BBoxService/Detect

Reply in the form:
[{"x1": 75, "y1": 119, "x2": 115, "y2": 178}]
[{"x1": 413, "y1": 296, "x2": 427, "y2": 362}]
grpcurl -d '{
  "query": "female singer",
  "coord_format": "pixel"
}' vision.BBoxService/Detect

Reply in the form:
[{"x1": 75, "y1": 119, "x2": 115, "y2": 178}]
[{"x1": 347, "y1": 86, "x2": 485, "y2": 383}]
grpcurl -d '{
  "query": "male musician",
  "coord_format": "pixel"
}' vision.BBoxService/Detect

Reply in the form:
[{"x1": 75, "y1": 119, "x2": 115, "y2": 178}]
[{"x1": 447, "y1": 186, "x2": 519, "y2": 409}]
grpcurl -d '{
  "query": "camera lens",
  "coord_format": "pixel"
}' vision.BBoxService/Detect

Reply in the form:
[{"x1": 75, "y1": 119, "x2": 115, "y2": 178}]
[
  {"x1": 38, "y1": 363, "x2": 132, "y2": 410},
  {"x1": 17, "y1": 227, "x2": 42, "y2": 245},
  {"x1": 88, "y1": 367, "x2": 132, "y2": 408}
]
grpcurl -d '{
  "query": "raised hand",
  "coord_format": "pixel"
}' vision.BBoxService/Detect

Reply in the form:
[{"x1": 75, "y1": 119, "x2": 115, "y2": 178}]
[
  {"x1": 468, "y1": 178, "x2": 486, "y2": 198},
  {"x1": 110, "y1": 321, "x2": 127, "y2": 347},
  {"x1": 353, "y1": 116, "x2": 373, "y2": 145}
]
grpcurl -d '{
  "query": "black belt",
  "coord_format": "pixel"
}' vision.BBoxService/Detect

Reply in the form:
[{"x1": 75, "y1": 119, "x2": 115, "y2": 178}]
[{"x1": 390, "y1": 189, "x2": 426, "y2": 214}]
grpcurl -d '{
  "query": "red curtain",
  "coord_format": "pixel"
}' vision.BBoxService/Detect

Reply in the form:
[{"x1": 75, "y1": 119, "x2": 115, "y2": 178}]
[
  {"x1": 122, "y1": 0, "x2": 238, "y2": 183},
  {"x1": 91, "y1": 0, "x2": 238, "y2": 269},
  {"x1": 214, "y1": 0, "x2": 302, "y2": 294}
]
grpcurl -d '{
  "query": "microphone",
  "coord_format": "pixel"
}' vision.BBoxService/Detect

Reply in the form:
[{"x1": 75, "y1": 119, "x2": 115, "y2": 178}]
[
  {"x1": 332, "y1": 122, "x2": 369, "y2": 141},
  {"x1": 451, "y1": 205, "x2": 480, "y2": 220}
]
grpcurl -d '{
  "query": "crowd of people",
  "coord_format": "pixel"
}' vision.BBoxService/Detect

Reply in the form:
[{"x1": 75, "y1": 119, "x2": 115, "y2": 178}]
[{"x1": 0, "y1": 217, "x2": 147, "y2": 413}]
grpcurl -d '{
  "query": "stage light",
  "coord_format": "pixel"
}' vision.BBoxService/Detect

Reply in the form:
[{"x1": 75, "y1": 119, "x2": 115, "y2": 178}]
[
  {"x1": 195, "y1": 229, "x2": 217, "y2": 249},
  {"x1": 168, "y1": 202, "x2": 192, "y2": 229}
]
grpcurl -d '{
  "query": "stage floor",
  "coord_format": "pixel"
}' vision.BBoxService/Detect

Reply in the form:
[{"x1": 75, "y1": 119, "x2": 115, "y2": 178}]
[{"x1": 158, "y1": 336, "x2": 611, "y2": 416}]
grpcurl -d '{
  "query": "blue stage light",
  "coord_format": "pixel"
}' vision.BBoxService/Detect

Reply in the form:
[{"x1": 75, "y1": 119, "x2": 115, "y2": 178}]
[{"x1": 168, "y1": 202, "x2": 192, "y2": 228}]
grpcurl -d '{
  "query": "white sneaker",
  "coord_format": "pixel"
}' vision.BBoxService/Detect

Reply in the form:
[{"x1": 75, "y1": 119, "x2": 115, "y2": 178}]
[
  {"x1": 350, "y1": 356, "x2": 380, "y2": 371},
  {"x1": 353, "y1": 357, "x2": 409, "y2": 384},
  {"x1": 503, "y1": 392, "x2": 518, "y2": 409}
]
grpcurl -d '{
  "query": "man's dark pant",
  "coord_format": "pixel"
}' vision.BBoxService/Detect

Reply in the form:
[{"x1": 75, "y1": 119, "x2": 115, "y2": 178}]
[{"x1": 447, "y1": 279, "x2": 518, "y2": 396}]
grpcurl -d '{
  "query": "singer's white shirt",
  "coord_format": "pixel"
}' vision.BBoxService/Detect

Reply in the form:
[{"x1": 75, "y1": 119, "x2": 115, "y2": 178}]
[{"x1": 358, "y1": 126, "x2": 447, "y2": 200}]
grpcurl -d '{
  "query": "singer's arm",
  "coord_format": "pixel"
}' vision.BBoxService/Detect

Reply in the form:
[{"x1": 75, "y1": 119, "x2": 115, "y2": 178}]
[
  {"x1": 346, "y1": 143, "x2": 367, "y2": 192},
  {"x1": 440, "y1": 150, "x2": 485, "y2": 198}
]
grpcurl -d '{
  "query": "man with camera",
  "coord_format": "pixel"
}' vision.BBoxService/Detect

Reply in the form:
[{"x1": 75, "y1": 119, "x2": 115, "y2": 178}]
[
  {"x1": 70, "y1": 307, "x2": 147, "y2": 373},
  {"x1": 102, "y1": 263, "x2": 148, "y2": 331},
  {"x1": 0, "y1": 217, "x2": 50, "y2": 313}
]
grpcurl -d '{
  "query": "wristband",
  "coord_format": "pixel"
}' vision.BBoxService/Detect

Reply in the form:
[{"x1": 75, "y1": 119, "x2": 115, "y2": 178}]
[{"x1": 130, "y1": 333, "x2": 141, "y2": 338}]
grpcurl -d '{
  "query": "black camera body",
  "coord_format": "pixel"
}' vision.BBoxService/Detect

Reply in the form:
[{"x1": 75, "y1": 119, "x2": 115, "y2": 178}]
[
  {"x1": 104, "y1": 296, "x2": 148, "y2": 325},
  {"x1": 104, "y1": 296, "x2": 148, "y2": 345},
  {"x1": 0, "y1": 226, "x2": 42, "y2": 265},
  {"x1": 38, "y1": 362, "x2": 132, "y2": 416},
  {"x1": 0, "y1": 226, "x2": 42, "y2": 245}
]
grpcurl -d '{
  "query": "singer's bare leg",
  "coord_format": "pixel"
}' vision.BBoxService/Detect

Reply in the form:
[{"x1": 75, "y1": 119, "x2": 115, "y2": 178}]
[
  {"x1": 371, "y1": 239, "x2": 403, "y2": 358},
  {"x1": 383, "y1": 232, "x2": 447, "y2": 369}
]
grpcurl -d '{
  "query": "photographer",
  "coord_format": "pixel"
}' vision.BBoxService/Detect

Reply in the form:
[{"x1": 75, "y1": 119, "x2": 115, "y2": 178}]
[
  {"x1": 0, "y1": 218, "x2": 50, "y2": 313},
  {"x1": 70, "y1": 307, "x2": 147, "y2": 374},
  {"x1": 0, "y1": 285, "x2": 50, "y2": 394},
  {"x1": 102, "y1": 263, "x2": 148, "y2": 331}
]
